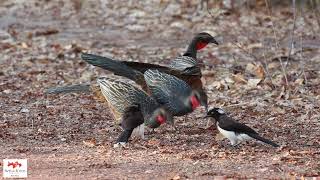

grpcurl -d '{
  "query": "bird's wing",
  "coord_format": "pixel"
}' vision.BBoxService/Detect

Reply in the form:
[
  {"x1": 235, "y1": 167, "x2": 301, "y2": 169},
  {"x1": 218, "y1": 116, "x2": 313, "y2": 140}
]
[
  {"x1": 97, "y1": 77, "x2": 148, "y2": 114},
  {"x1": 81, "y1": 53, "x2": 147, "y2": 89},
  {"x1": 122, "y1": 61, "x2": 172, "y2": 73},
  {"x1": 218, "y1": 115, "x2": 258, "y2": 135},
  {"x1": 122, "y1": 61, "x2": 198, "y2": 80},
  {"x1": 144, "y1": 69, "x2": 192, "y2": 115},
  {"x1": 169, "y1": 56, "x2": 202, "y2": 76}
]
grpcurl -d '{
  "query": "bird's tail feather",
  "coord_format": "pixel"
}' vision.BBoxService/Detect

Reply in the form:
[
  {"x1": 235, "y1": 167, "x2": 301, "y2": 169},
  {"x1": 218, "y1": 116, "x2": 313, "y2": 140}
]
[
  {"x1": 249, "y1": 134, "x2": 279, "y2": 147},
  {"x1": 45, "y1": 84, "x2": 91, "y2": 94},
  {"x1": 81, "y1": 53, "x2": 143, "y2": 82}
]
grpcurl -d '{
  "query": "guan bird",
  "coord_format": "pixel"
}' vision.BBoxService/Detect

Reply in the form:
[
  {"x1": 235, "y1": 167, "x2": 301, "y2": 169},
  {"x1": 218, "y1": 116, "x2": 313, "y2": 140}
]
[
  {"x1": 81, "y1": 32, "x2": 219, "y2": 112},
  {"x1": 97, "y1": 77, "x2": 173, "y2": 147},
  {"x1": 46, "y1": 71, "x2": 202, "y2": 146}
]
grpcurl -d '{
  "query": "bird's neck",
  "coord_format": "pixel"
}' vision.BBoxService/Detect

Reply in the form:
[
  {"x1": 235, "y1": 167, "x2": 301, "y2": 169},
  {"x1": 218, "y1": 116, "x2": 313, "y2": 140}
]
[{"x1": 183, "y1": 39, "x2": 198, "y2": 59}]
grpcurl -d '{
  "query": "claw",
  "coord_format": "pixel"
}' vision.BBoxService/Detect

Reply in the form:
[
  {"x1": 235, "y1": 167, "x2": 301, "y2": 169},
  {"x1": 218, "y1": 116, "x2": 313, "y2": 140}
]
[{"x1": 113, "y1": 142, "x2": 127, "y2": 148}]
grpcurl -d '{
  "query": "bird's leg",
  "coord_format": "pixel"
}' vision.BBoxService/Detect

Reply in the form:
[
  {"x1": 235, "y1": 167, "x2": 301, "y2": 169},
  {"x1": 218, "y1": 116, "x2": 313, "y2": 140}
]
[{"x1": 114, "y1": 129, "x2": 133, "y2": 148}]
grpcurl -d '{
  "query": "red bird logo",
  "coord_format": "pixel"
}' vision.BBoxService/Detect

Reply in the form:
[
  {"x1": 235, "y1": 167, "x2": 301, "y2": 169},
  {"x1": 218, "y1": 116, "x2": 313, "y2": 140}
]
[{"x1": 7, "y1": 161, "x2": 22, "y2": 169}]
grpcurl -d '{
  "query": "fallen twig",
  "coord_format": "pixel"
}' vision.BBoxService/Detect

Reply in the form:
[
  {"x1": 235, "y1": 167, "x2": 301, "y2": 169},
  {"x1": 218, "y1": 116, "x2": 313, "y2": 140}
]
[{"x1": 264, "y1": 0, "x2": 289, "y2": 87}]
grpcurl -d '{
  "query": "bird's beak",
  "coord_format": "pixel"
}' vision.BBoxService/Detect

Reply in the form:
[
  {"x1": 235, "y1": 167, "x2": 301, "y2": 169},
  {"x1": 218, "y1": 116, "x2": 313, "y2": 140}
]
[{"x1": 210, "y1": 38, "x2": 219, "y2": 45}]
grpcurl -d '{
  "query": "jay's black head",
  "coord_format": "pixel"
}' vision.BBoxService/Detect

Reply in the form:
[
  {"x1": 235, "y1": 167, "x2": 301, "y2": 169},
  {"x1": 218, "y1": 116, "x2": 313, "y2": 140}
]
[{"x1": 205, "y1": 107, "x2": 226, "y2": 121}]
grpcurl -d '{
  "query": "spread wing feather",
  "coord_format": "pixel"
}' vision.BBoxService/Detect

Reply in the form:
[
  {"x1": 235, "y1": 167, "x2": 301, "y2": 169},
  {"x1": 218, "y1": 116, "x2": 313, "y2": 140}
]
[
  {"x1": 97, "y1": 77, "x2": 148, "y2": 114},
  {"x1": 169, "y1": 56, "x2": 201, "y2": 76},
  {"x1": 144, "y1": 69, "x2": 192, "y2": 116}
]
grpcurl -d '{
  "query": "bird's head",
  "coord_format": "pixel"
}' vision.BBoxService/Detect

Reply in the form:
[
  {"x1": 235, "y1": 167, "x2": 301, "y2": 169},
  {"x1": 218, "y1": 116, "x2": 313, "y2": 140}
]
[
  {"x1": 184, "y1": 90, "x2": 201, "y2": 111},
  {"x1": 204, "y1": 108, "x2": 226, "y2": 121},
  {"x1": 147, "y1": 107, "x2": 173, "y2": 128},
  {"x1": 193, "y1": 32, "x2": 219, "y2": 50}
]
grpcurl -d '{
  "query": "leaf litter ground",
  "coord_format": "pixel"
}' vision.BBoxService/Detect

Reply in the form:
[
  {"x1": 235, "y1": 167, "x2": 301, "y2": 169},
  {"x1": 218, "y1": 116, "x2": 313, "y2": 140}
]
[{"x1": 0, "y1": 0, "x2": 319, "y2": 179}]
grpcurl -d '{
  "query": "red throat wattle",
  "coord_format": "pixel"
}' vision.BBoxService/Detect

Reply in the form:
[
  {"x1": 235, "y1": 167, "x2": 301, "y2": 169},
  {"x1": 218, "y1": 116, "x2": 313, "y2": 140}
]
[
  {"x1": 156, "y1": 115, "x2": 166, "y2": 124},
  {"x1": 196, "y1": 42, "x2": 208, "y2": 50},
  {"x1": 191, "y1": 96, "x2": 200, "y2": 110}
]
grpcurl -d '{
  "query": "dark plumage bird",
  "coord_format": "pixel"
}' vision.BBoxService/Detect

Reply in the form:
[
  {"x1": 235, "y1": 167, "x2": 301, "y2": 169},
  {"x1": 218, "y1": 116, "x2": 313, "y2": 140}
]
[
  {"x1": 97, "y1": 77, "x2": 173, "y2": 147},
  {"x1": 205, "y1": 108, "x2": 279, "y2": 147},
  {"x1": 79, "y1": 58, "x2": 202, "y2": 117},
  {"x1": 144, "y1": 69, "x2": 201, "y2": 116},
  {"x1": 168, "y1": 32, "x2": 219, "y2": 74},
  {"x1": 81, "y1": 32, "x2": 218, "y2": 111}
]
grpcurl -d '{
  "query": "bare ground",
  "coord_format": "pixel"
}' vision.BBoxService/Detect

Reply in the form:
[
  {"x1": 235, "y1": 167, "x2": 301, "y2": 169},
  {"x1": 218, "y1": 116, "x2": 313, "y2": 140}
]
[{"x1": 0, "y1": 0, "x2": 319, "y2": 179}]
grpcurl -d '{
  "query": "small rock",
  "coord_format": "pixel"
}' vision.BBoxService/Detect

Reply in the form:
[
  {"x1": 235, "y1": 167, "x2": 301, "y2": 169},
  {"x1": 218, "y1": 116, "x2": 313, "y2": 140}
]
[
  {"x1": 129, "y1": 10, "x2": 146, "y2": 18},
  {"x1": 127, "y1": 24, "x2": 146, "y2": 32},
  {"x1": 172, "y1": 175, "x2": 180, "y2": 180},
  {"x1": 3, "y1": 89, "x2": 11, "y2": 94},
  {"x1": 145, "y1": 170, "x2": 153, "y2": 174},
  {"x1": 20, "y1": 108, "x2": 30, "y2": 113}
]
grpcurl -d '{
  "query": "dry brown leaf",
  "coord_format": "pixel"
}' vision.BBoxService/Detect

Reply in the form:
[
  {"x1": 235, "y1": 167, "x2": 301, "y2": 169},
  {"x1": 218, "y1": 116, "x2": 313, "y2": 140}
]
[
  {"x1": 83, "y1": 139, "x2": 97, "y2": 148},
  {"x1": 272, "y1": 107, "x2": 286, "y2": 114},
  {"x1": 267, "y1": 62, "x2": 279, "y2": 69},
  {"x1": 255, "y1": 65, "x2": 265, "y2": 79},
  {"x1": 245, "y1": 63, "x2": 256, "y2": 75},
  {"x1": 21, "y1": 42, "x2": 28, "y2": 49},
  {"x1": 224, "y1": 77, "x2": 234, "y2": 84},
  {"x1": 147, "y1": 139, "x2": 160, "y2": 146},
  {"x1": 247, "y1": 78, "x2": 261, "y2": 87},
  {"x1": 247, "y1": 42, "x2": 263, "y2": 49},
  {"x1": 172, "y1": 175, "x2": 180, "y2": 180},
  {"x1": 294, "y1": 78, "x2": 304, "y2": 85},
  {"x1": 210, "y1": 81, "x2": 222, "y2": 90},
  {"x1": 232, "y1": 73, "x2": 247, "y2": 83},
  {"x1": 245, "y1": 63, "x2": 265, "y2": 79}
]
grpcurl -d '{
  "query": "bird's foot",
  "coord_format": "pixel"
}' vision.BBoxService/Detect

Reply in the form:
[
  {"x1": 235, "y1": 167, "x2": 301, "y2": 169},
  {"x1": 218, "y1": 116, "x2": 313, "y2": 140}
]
[{"x1": 113, "y1": 142, "x2": 128, "y2": 148}]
